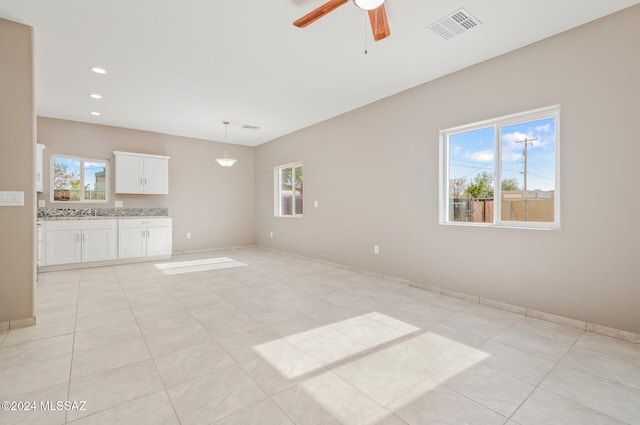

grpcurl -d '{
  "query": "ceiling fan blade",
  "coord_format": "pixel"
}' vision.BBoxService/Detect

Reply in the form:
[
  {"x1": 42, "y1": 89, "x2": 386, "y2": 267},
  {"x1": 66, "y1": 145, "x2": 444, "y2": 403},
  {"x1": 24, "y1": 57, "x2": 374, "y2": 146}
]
[
  {"x1": 293, "y1": 0, "x2": 349, "y2": 28},
  {"x1": 368, "y1": 4, "x2": 390, "y2": 41}
]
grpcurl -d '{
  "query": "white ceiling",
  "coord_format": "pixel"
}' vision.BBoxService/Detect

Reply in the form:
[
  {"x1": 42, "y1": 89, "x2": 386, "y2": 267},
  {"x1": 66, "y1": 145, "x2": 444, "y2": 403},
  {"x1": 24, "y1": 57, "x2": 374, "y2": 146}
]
[{"x1": 1, "y1": 0, "x2": 638, "y2": 146}]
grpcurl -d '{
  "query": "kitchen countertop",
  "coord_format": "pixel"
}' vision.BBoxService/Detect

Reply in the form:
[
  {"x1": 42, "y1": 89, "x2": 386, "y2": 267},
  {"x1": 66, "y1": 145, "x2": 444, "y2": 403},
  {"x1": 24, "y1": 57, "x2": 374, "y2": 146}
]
[{"x1": 41, "y1": 216, "x2": 171, "y2": 221}]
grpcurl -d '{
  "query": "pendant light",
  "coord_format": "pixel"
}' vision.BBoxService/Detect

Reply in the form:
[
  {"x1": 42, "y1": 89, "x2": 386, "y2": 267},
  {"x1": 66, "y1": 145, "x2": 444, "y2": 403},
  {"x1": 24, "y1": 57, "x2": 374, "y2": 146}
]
[{"x1": 216, "y1": 121, "x2": 237, "y2": 167}]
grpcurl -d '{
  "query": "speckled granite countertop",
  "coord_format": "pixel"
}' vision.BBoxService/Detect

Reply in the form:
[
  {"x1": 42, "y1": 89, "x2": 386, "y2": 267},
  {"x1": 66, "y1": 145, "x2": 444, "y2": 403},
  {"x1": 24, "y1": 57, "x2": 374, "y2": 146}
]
[
  {"x1": 37, "y1": 207, "x2": 169, "y2": 220},
  {"x1": 43, "y1": 216, "x2": 171, "y2": 221}
]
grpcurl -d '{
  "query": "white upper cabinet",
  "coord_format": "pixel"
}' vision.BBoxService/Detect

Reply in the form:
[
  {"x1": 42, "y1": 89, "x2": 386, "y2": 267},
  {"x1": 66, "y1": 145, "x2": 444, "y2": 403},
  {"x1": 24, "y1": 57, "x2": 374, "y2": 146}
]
[
  {"x1": 36, "y1": 143, "x2": 45, "y2": 192},
  {"x1": 114, "y1": 151, "x2": 169, "y2": 195}
]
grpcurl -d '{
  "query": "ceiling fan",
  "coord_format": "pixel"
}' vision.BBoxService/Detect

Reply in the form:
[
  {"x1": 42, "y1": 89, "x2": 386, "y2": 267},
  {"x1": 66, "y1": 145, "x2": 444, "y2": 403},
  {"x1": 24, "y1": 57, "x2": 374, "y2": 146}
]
[{"x1": 293, "y1": 0, "x2": 391, "y2": 41}]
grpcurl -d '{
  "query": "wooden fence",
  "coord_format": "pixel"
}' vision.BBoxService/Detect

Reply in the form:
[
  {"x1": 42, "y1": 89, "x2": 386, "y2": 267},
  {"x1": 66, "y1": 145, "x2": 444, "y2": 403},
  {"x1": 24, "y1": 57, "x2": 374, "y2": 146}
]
[{"x1": 450, "y1": 198, "x2": 554, "y2": 223}]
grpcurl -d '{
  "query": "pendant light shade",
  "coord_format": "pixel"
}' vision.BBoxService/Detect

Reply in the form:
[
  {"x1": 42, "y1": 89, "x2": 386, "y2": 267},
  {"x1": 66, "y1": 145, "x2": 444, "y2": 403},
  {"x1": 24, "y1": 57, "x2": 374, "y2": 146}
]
[{"x1": 216, "y1": 121, "x2": 237, "y2": 167}]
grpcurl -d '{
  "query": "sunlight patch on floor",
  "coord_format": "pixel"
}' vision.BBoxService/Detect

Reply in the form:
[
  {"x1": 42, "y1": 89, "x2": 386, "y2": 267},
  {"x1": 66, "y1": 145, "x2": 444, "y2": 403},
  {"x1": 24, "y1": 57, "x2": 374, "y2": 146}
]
[
  {"x1": 154, "y1": 257, "x2": 246, "y2": 275},
  {"x1": 253, "y1": 312, "x2": 490, "y2": 425}
]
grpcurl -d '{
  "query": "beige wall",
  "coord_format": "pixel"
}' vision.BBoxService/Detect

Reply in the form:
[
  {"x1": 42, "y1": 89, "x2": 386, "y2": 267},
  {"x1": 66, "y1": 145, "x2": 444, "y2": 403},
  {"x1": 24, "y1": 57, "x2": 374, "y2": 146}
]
[
  {"x1": 255, "y1": 6, "x2": 640, "y2": 333},
  {"x1": 0, "y1": 18, "x2": 35, "y2": 323},
  {"x1": 37, "y1": 117, "x2": 255, "y2": 252}
]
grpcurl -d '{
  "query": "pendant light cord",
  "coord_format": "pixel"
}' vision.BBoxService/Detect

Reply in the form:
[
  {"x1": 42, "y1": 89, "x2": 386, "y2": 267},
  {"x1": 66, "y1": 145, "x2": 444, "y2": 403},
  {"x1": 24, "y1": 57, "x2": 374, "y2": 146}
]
[
  {"x1": 224, "y1": 121, "x2": 230, "y2": 158},
  {"x1": 364, "y1": 13, "x2": 368, "y2": 55}
]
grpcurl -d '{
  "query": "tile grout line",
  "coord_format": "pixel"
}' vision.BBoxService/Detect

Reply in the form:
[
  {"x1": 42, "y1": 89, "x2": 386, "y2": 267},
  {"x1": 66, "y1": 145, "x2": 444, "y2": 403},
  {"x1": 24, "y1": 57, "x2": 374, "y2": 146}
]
[
  {"x1": 429, "y1": 315, "x2": 547, "y2": 423},
  {"x1": 156, "y1": 261, "x2": 304, "y2": 425},
  {"x1": 64, "y1": 267, "x2": 184, "y2": 423},
  {"x1": 261, "y1": 246, "x2": 640, "y2": 344},
  {"x1": 504, "y1": 326, "x2": 590, "y2": 424},
  {"x1": 63, "y1": 274, "x2": 81, "y2": 425},
  {"x1": 33, "y1": 249, "x2": 640, "y2": 425},
  {"x1": 114, "y1": 266, "x2": 185, "y2": 425}
]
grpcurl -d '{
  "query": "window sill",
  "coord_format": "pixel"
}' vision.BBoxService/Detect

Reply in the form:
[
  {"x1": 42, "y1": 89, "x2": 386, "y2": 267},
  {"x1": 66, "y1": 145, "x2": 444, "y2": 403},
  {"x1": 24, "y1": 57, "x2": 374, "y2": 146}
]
[{"x1": 440, "y1": 221, "x2": 560, "y2": 231}]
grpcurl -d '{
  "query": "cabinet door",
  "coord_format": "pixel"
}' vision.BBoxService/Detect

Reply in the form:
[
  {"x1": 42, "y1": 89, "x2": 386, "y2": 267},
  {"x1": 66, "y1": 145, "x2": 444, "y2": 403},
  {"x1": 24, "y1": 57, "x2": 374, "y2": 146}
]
[
  {"x1": 82, "y1": 228, "x2": 116, "y2": 262},
  {"x1": 118, "y1": 227, "x2": 147, "y2": 259},
  {"x1": 115, "y1": 155, "x2": 143, "y2": 194},
  {"x1": 146, "y1": 226, "x2": 172, "y2": 256},
  {"x1": 142, "y1": 157, "x2": 169, "y2": 194},
  {"x1": 36, "y1": 144, "x2": 45, "y2": 193},
  {"x1": 46, "y1": 230, "x2": 81, "y2": 265}
]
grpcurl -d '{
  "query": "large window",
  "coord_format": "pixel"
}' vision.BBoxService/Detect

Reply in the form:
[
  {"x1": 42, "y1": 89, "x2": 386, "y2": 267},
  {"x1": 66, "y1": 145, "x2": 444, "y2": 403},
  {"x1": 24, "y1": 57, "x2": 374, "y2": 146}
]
[
  {"x1": 275, "y1": 162, "x2": 303, "y2": 217},
  {"x1": 51, "y1": 155, "x2": 108, "y2": 202},
  {"x1": 440, "y1": 106, "x2": 559, "y2": 229}
]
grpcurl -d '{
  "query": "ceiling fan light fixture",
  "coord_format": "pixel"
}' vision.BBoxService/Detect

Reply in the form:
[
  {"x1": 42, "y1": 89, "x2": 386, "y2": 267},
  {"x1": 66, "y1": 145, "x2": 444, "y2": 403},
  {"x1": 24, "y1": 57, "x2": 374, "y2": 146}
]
[
  {"x1": 353, "y1": 0, "x2": 385, "y2": 11},
  {"x1": 216, "y1": 121, "x2": 237, "y2": 167}
]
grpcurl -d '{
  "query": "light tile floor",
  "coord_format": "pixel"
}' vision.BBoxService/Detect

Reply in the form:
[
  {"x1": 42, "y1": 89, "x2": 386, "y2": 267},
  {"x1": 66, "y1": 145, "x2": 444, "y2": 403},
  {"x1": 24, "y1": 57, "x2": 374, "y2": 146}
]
[{"x1": 1, "y1": 248, "x2": 639, "y2": 425}]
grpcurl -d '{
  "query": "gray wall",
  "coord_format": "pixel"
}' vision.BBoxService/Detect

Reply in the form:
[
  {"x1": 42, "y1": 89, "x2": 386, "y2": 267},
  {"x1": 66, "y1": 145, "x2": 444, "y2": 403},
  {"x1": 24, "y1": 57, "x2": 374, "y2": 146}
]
[
  {"x1": 0, "y1": 18, "x2": 35, "y2": 324},
  {"x1": 255, "y1": 6, "x2": 640, "y2": 333},
  {"x1": 37, "y1": 117, "x2": 255, "y2": 252}
]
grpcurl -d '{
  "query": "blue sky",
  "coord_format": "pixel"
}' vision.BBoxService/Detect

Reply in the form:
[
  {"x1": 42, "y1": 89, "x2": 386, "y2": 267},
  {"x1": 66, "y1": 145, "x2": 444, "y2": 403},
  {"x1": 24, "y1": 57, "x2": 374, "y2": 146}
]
[{"x1": 448, "y1": 117, "x2": 556, "y2": 191}]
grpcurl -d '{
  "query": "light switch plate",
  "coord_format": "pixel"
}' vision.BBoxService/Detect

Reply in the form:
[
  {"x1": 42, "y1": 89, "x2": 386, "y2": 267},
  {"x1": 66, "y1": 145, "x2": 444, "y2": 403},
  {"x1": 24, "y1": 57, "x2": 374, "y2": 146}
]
[
  {"x1": 115, "y1": 200, "x2": 123, "y2": 208},
  {"x1": 0, "y1": 191, "x2": 24, "y2": 206},
  {"x1": 38, "y1": 199, "x2": 45, "y2": 207}
]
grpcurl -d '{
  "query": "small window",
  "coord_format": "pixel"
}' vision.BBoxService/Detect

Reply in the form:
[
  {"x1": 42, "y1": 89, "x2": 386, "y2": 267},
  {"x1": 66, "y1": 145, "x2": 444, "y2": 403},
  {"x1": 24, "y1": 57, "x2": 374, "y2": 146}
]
[
  {"x1": 440, "y1": 106, "x2": 559, "y2": 229},
  {"x1": 274, "y1": 162, "x2": 303, "y2": 217},
  {"x1": 51, "y1": 155, "x2": 109, "y2": 202}
]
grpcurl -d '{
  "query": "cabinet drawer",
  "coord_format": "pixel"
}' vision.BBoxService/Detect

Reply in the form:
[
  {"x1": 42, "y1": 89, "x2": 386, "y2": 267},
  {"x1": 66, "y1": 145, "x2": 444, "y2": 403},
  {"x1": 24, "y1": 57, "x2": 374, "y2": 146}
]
[
  {"x1": 118, "y1": 217, "x2": 172, "y2": 228},
  {"x1": 46, "y1": 219, "x2": 117, "y2": 231}
]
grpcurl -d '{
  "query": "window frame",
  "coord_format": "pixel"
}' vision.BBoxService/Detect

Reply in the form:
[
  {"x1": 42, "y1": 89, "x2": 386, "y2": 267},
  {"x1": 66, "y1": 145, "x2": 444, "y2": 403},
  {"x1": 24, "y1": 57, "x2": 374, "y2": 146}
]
[
  {"x1": 274, "y1": 161, "x2": 303, "y2": 218},
  {"x1": 50, "y1": 154, "x2": 110, "y2": 203},
  {"x1": 439, "y1": 105, "x2": 560, "y2": 230}
]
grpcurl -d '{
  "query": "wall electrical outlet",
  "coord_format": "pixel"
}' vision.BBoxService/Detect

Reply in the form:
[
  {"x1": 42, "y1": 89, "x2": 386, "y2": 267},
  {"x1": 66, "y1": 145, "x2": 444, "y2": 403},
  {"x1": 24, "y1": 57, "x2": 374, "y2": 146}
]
[
  {"x1": 270, "y1": 231, "x2": 273, "y2": 238},
  {"x1": 314, "y1": 200, "x2": 318, "y2": 208},
  {"x1": 374, "y1": 245, "x2": 380, "y2": 254},
  {"x1": 114, "y1": 200, "x2": 123, "y2": 208},
  {"x1": 186, "y1": 232, "x2": 191, "y2": 239},
  {"x1": 38, "y1": 199, "x2": 46, "y2": 207}
]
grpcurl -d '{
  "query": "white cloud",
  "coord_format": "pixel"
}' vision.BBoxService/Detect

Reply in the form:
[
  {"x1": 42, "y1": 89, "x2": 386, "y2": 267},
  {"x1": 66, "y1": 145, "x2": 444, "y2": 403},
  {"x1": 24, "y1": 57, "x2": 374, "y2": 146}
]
[
  {"x1": 453, "y1": 145, "x2": 462, "y2": 155},
  {"x1": 502, "y1": 131, "x2": 530, "y2": 146},
  {"x1": 465, "y1": 149, "x2": 494, "y2": 162},
  {"x1": 536, "y1": 123, "x2": 552, "y2": 133}
]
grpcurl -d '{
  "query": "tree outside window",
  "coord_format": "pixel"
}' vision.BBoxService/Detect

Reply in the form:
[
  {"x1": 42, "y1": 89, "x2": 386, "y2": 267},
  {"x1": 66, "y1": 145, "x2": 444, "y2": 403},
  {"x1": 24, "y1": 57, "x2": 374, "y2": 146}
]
[{"x1": 52, "y1": 156, "x2": 107, "y2": 202}]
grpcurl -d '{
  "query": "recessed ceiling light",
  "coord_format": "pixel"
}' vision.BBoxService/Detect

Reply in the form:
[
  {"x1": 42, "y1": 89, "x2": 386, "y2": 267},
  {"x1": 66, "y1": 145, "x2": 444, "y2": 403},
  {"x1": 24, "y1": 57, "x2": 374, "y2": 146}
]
[
  {"x1": 91, "y1": 111, "x2": 101, "y2": 116},
  {"x1": 89, "y1": 94, "x2": 102, "y2": 99},
  {"x1": 90, "y1": 67, "x2": 106, "y2": 74}
]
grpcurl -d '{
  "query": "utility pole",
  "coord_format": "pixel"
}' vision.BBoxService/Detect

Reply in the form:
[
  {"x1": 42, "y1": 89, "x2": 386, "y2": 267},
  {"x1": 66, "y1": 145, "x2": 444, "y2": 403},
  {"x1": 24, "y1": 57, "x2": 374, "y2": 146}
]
[
  {"x1": 516, "y1": 137, "x2": 537, "y2": 191},
  {"x1": 516, "y1": 137, "x2": 537, "y2": 221}
]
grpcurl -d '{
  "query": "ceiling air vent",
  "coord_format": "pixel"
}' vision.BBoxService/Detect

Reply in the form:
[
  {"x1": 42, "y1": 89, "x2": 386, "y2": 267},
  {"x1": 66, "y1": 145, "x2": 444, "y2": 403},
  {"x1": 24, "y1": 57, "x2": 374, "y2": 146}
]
[
  {"x1": 429, "y1": 8, "x2": 481, "y2": 40},
  {"x1": 242, "y1": 124, "x2": 260, "y2": 130}
]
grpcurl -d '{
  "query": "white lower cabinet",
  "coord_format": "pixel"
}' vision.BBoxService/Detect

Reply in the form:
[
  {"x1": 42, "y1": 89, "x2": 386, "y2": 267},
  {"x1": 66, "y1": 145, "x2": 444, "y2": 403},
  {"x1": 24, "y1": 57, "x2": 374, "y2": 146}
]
[
  {"x1": 46, "y1": 220, "x2": 117, "y2": 265},
  {"x1": 118, "y1": 218, "x2": 172, "y2": 259}
]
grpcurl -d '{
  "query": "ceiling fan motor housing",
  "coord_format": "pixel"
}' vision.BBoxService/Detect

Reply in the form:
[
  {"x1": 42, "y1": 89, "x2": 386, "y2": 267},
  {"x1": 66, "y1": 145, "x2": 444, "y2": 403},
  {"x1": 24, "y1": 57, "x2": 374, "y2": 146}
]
[{"x1": 353, "y1": 0, "x2": 385, "y2": 11}]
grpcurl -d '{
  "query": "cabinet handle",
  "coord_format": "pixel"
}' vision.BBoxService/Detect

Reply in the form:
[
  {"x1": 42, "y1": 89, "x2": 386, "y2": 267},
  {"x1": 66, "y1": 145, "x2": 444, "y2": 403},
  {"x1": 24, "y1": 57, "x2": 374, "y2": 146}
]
[
  {"x1": 144, "y1": 178, "x2": 147, "y2": 186},
  {"x1": 142, "y1": 230, "x2": 146, "y2": 239},
  {"x1": 146, "y1": 230, "x2": 150, "y2": 238},
  {"x1": 140, "y1": 177, "x2": 143, "y2": 186},
  {"x1": 82, "y1": 233, "x2": 85, "y2": 243}
]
